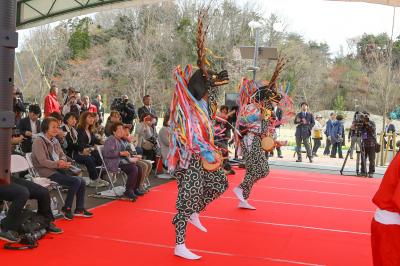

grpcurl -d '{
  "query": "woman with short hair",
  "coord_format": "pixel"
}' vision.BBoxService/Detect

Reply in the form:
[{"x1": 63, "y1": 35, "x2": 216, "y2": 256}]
[
  {"x1": 32, "y1": 117, "x2": 92, "y2": 220},
  {"x1": 103, "y1": 122, "x2": 144, "y2": 200}
]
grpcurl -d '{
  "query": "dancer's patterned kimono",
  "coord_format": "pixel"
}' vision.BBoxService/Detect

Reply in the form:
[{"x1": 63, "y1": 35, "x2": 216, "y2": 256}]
[
  {"x1": 167, "y1": 13, "x2": 230, "y2": 259},
  {"x1": 239, "y1": 109, "x2": 270, "y2": 200},
  {"x1": 168, "y1": 65, "x2": 229, "y2": 259},
  {"x1": 233, "y1": 58, "x2": 289, "y2": 209}
]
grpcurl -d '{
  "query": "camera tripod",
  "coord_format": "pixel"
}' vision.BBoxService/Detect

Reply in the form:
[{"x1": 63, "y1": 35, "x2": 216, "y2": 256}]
[{"x1": 340, "y1": 133, "x2": 367, "y2": 176}]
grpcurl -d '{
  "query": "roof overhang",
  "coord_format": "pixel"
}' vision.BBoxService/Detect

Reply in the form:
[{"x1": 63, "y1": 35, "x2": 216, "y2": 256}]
[
  {"x1": 328, "y1": 0, "x2": 400, "y2": 6},
  {"x1": 17, "y1": 0, "x2": 170, "y2": 30}
]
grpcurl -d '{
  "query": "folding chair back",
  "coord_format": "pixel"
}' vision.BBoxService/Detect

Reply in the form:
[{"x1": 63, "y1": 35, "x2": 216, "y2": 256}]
[{"x1": 11, "y1": 154, "x2": 30, "y2": 174}]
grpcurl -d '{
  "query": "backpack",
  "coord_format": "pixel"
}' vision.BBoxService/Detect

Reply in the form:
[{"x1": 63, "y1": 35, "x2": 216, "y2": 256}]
[{"x1": 3, "y1": 209, "x2": 50, "y2": 250}]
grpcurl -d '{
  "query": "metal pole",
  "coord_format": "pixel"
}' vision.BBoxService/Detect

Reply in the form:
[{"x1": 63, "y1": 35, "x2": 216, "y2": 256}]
[
  {"x1": 0, "y1": 0, "x2": 18, "y2": 185},
  {"x1": 252, "y1": 27, "x2": 260, "y2": 80}
]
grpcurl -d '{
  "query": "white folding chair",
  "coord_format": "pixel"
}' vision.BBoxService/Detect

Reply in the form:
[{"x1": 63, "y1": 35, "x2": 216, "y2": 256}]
[
  {"x1": 24, "y1": 153, "x2": 65, "y2": 205},
  {"x1": 90, "y1": 145, "x2": 127, "y2": 199}
]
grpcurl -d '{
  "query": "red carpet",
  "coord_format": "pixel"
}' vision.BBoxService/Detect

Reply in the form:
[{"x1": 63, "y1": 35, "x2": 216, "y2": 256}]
[{"x1": 0, "y1": 168, "x2": 380, "y2": 266}]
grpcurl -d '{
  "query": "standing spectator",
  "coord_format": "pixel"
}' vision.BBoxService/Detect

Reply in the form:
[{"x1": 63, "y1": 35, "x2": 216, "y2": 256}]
[
  {"x1": 81, "y1": 95, "x2": 98, "y2": 113},
  {"x1": 323, "y1": 112, "x2": 336, "y2": 155},
  {"x1": 158, "y1": 114, "x2": 171, "y2": 168},
  {"x1": 271, "y1": 101, "x2": 283, "y2": 158},
  {"x1": 138, "y1": 95, "x2": 157, "y2": 122},
  {"x1": 312, "y1": 114, "x2": 324, "y2": 157},
  {"x1": 31, "y1": 117, "x2": 92, "y2": 220},
  {"x1": 13, "y1": 86, "x2": 26, "y2": 125},
  {"x1": 294, "y1": 102, "x2": 315, "y2": 163},
  {"x1": 75, "y1": 91, "x2": 82, "y2": 106},
  {"x1": 62, "y1": 95, "x2": 81, "y2": 117},
  {"x1": 17, "y1": 104, "x2": 41, "y2": 153},
  {"x1": 385, "y1": 117, "x2": 396, "y2": 150},
  {"x1": 330, "y1": 114, "x2": 345, "y2": 158},
  {"x1": 119, "y1": 95, "x2": 137, "y2": 128},
  {"x1": 92, "y1": 94, "x2": 105, "y2": 125},
  {"x1": 63, "y1": 87, "x2": 76, "y2": 106},
  {"x1": 44, "y1": 85, "x2": 61, "y2": 118},
  {"x1": 103, "y1": 122, "x2": 144, "y2": 200}
]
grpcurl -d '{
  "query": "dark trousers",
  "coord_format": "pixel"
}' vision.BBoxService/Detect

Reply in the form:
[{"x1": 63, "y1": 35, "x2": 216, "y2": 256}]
[
  {"x1": 0, "y1": 177, "x2": 54, "y2": 231},
  {"x1": 295, "y1": 136, "x2": 312, "y2": 160},
  {"x1": 331, "y1": 143, "x2": 343, "y2": 158},
  {"x1": 49, "y1": 172, "x2": 86, "y2": 210},
  {"x1": 73, "y1": 151, "x2": 102, "y2": 180},
  {"x1": 361, "y1": 146, "x2": 376, "y2": 174},
  {"x1": 143, "y1": 149, "x2": 156, "y2": 164},
  {"x1": 0, "y1": 183, "x2": 28, "y2": 231},
  {"x1": 323, "y1": 137, "x2": 331, "y2": 155},
  {"x1": 312, "y1": 138, "x2": 321, "y2": 155},
  {"x1": 120, "y1": 163, "x2": 141, "y2": 193}
]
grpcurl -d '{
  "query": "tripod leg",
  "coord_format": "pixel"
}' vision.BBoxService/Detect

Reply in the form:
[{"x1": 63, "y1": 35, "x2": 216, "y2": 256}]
[{"x1": 340, "y1": 148, "x2": 351, "y2": 175}]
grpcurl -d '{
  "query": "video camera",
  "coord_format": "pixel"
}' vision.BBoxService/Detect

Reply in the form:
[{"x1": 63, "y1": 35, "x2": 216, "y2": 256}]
[
  {"x1": 353, "y1": 112, "x2": 369, "y2": 130},
  {"x1": 111, "y1": 97, "x2": 129, "y2": 112}
]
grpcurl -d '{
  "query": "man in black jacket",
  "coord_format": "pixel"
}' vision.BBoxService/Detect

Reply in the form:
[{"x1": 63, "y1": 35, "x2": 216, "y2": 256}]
[
  {"x1": 294, "y1": 102, "x2": 315, "y2": 163},
  {"x1": 138, "y1": 95, "x2": 157, "y2": 122},
  {"x1": 17, "y1": 104, "x2": 41, "y2": 153}
]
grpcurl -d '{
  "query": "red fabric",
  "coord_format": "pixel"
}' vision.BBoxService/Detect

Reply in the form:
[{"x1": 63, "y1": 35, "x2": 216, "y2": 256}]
[
  {"x1": 87, "y1": 104, "x2": 98, "y2": 113},
  {"x1": 371, "y1": 218, "x2": 400, "y2": 266},
  {"x1": 373, "y1": 153, "x2": 400, "y2": 213},
  {"x1": 0, "y1": 169, "x2": 377, "y2": 265},
  {"x1": 44, "y1": 93, "x2": 61, "y2": 118}
]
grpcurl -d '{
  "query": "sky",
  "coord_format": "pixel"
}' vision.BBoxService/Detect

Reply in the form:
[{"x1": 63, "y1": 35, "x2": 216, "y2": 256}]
[
  {"x1": 17, "y1": 0, "x2": 400, "y2": 56},
  {"x1": 252, "y1": 0, "x2": 399, "y2": 56}
]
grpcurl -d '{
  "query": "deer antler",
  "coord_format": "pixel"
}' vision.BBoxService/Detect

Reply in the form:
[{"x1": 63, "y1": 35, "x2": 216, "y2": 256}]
[
  {"x1": 196, "y1": 10, "x2": 209, "y2": 79},
  {"x1": 268, "y1": 55, "x2": 287, "y2": 91}
]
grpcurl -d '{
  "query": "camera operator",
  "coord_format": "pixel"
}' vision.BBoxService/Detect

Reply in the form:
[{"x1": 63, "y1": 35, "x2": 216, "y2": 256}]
[
  {"x1": 118, "y1": 95, "x2": 137, "y2": 129},
  {"x1": 356, "y1": 111, "x2": 377, "y2": 178}
]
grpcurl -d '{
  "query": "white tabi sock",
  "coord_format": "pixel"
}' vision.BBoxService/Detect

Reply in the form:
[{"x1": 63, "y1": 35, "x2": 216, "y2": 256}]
[
  {"x1": 238, "y1": 200, "x2": 256, "y2": 210},
  {"x1": 174, "y1": 244, "x2": 202, "y2": 260},
  {"x1": 233, "y1": 186, "x2": 245, "y2": 202},
  {"x1": 189, "y1": 212, "x2": 207, "y2": 232}
]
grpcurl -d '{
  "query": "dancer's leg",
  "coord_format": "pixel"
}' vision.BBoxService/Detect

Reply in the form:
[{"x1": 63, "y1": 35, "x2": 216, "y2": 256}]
[{"x1": 238, "y1": 136, "x2": 270, "y2": 201}]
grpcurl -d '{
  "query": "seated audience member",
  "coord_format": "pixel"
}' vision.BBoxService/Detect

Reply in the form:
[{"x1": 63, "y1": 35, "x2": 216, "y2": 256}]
[
  {"x1": 74, "y1": 111, "x2": 108, "y2": 187},
  {"x1": 17, "y1": 104, "x2": 42, "y2": 153},
  {"x1": 0, "y1": 174, "x2": 63, "y2": 242},
  {"x1": 158, "y1": 114, "x2": 170, "y2": 168},
  {"x1": 31, "y1": 117, "x2": 92, "y2": 220},
  {"x1": 135, "y1": 114, "x2": 158, "y2": 162},
  {"x1": 122, "y1": 125, "x2": 152, "y2": 192},
  {"x1": 93, "y1": 112, "x2": 105, "y2": 140},
  {"x1": 103, "y1": 122, "x2": 144, "y2": 200},
  {"x1": 62, "y1": 112, "x2": 79, "y2": 158},
  {"x1": 105, "y1": 111, "x2": 122, "y2": 137}
]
